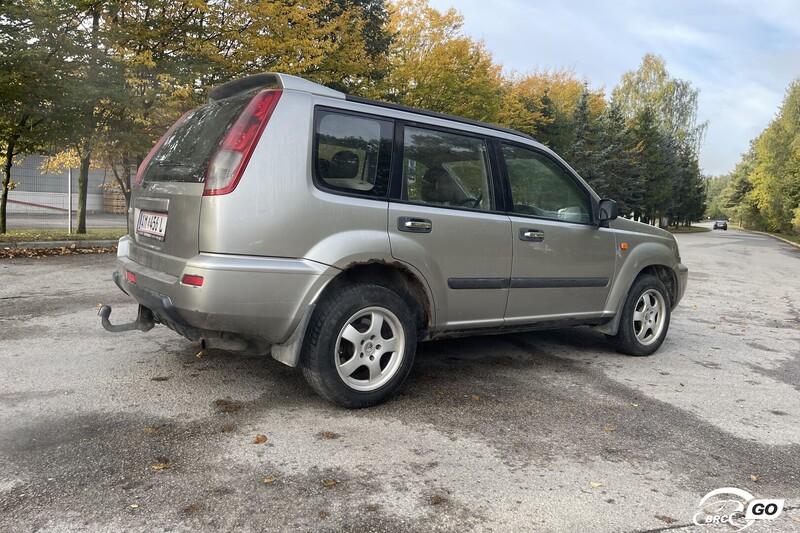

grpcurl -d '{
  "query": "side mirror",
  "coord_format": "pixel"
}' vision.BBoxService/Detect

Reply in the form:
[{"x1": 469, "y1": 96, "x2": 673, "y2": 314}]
[{"x1": 598, "y1": 198, "x2": 618, "y2": 224}]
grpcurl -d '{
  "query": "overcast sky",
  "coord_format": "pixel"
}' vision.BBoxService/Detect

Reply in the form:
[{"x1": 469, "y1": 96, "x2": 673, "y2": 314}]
[{"x1": 426, "y1": 0, "x2": 800, "y2": 176}]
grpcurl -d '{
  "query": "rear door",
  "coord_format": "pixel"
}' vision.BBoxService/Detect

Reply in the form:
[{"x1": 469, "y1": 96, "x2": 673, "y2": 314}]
[
  {"x1": 388, "y1": 124, "x2": 512, "y2": 330},
  {"x1": 129, "y1": 93, "x2": 253, "y2": 276},
  {"x1": 499, "y1": 142, "x2": 617, "y2": 324}
]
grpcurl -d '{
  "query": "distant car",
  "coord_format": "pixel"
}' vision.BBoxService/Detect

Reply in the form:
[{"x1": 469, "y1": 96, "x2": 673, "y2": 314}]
[{"x1": 713, "y1": 221, "x2": 728, "y2": 230}]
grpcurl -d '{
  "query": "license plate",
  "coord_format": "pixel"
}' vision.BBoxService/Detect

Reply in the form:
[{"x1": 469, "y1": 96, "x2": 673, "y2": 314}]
[{"x1": 137, "y1": 211, "x2": 168, "y2": 241}]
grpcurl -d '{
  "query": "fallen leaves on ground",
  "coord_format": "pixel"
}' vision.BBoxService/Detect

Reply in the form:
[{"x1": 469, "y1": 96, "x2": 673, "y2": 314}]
[
  {"x1": 430, "y1": 495, "x2": 445, "y2": 505},
  {"x1": 129, "y1": 504, "x2": 139, "y2": 509},
  {"x1": 589, "y1": 481, "x2": 603, "y2": 488},
  {"x1": 471, "y1": 394, "x2": 480, "y2": 401},
  {"x1": 0, "y1": 245, "x2": 116, "y2": 259},
  {"x1": 143, "y1": 427, "x2": 159, "y2": 435},
  {"x1": 263, "y1": 476, "x2": 278, "y2": 485},
  {"x1": 183, "y1": 504, "x2": 200, "y2": 514},
  {"x1": 150, "y1": 457, "x2": 171, "y2": 471},
  {"x1": 322, "y1": 479, "x2": 338, "y2": 487},
  {"x1": 195, "y1": 351, "x2": 204, "y2": 358},
  {"x1": 749, "y1": 474, "x2": 759, "y2": 482},
  {"x1": 221, "y1": 424, "x2": 235, "y2": 433},
  {"x1": 319, "y1": 431, "x2": 339, "y2": 440},
  {"x1": 253, "y1": 434, "x2": 267, "y2": 444},
  {"x1": 602, "y1": 425, "x2": 616, "y2": 433},
  {"x1": 215, "y1": 399, "x2": 240, "y2": 413}
]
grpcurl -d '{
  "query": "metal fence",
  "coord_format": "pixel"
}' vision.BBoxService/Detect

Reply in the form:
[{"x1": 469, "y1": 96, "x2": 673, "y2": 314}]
[{"x1": 6, "y1": 155, "x2": 128, "y2": 231}]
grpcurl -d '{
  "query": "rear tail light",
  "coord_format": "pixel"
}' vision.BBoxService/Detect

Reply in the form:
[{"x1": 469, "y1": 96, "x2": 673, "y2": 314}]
[
  {"x1": 204, "y1": 90, "x2": 282, "y2": 196},
  {"x1": 126, "y1": 271, "x2": 137, "y2": 284},
  {"x1": 134, "y1": 110, "x2": 193, "y2": 186}
]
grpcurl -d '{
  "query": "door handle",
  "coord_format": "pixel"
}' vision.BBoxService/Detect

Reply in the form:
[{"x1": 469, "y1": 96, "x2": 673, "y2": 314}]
[
  {"x1": 398, "y1": 217, "x2": 432, "y2": 233},
  {"x1": 519, "y1": 228, "x2": 544, "y2": 242}
]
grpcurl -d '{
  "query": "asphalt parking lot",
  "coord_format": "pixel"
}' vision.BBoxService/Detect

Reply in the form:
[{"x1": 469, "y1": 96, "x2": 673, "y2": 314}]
[{"x1": 1, "y1": 226, "x2": 799, "y2": 532}]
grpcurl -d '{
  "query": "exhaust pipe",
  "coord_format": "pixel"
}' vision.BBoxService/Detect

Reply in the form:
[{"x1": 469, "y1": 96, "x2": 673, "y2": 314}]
[{"x1": 99, "y1": 305, "x2": 155, "y2": 333}]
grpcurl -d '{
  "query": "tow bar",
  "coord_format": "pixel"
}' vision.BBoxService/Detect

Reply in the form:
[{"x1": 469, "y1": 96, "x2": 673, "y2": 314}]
[{"x1": 98, "y1": 304, "x2": 156, "y2": 333}]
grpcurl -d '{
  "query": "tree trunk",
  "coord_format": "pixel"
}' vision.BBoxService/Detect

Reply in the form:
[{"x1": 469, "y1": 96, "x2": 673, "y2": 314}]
[
  {"x1": 1, "y1": 136, "x2": 18, "y2": 234},
  {"x1": 77, "y1": 152, "x2": 91, "y2": 234}
]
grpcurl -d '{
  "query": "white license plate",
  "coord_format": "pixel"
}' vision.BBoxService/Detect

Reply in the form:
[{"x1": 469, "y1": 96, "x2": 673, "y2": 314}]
[{"x1": 137, "y1": 211, "x2": 168, "y2": 241}]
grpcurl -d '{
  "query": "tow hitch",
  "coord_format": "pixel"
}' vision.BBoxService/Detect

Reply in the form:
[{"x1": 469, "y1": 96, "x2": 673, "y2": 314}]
[{"x1": 99, "y1": 304, "x2": 156, "y2": 333}]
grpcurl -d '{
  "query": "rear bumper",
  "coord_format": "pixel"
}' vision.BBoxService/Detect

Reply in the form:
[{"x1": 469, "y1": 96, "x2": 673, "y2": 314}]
[{"x1": 115, "y1": 236, "x2": 337, "y2": 344}]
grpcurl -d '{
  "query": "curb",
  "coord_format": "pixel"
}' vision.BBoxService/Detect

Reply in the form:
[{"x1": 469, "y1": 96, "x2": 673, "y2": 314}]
[{"x1": 1, "y1": 240, "x2": 118, "y2": 250}]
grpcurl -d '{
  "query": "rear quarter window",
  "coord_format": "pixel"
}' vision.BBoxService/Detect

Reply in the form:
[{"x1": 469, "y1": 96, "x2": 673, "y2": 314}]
[{"x1": 314, "y1": 110, "x2": 393, "y2": 198}]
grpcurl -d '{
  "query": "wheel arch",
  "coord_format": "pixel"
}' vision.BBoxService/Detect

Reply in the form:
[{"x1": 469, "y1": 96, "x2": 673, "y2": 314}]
[
  {"x1": 637, "y1": 264, "x2": 678, "y2": 309},
  {"x1": 317, "y1": 261, "x2": 433, "y2": 340}
]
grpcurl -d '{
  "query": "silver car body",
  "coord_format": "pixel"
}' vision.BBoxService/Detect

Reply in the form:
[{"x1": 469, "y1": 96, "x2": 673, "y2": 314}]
[{"x1": 113, "y1": 73, "x2": 688, "y2": 367}]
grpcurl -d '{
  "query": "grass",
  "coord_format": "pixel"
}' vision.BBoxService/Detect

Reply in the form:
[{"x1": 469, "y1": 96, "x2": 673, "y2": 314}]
[
  {"x1": 666, "y1": 225, "x2": 711, "y2": 234},
  {"x1": 774, "y1": 232, "x2": 800, "y2": 245},
  {"x1": 727, "y1": 223, "x2": 800, "y2": 245},
  {"x1": 0, "y1": 228, "x2": 127, "y2": 243}
]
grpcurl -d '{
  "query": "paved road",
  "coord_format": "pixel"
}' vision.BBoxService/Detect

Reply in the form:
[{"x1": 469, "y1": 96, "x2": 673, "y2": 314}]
[{"x1": 1, "y1": 227, "x2": 799, "y2": 532}]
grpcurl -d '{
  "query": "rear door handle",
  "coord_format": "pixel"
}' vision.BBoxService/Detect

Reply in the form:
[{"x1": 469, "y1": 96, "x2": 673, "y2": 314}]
[
  {"x1": 519, "y1": 228, "x2": 544, "y2": 242},
  {"x1": 398, "y1": 217, "x2": 432, "y2": 233}
]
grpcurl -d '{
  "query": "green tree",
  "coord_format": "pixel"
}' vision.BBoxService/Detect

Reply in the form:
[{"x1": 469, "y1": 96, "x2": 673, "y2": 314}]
[
  {"x1": 593, "y1": 99, "x2": 641, "y2": 216},
  {"x1": 703, "y1": 174, "x2": 731, "y2": 220},
  {"x1": 613, "y1": 54, "x2": 706, "y2": 225},
  {"x1": 612, "y1": 53, "x2": 707, "y2": 152},
  {"x1": 565, "y1": 86, "x2": 599, "y2": 181},
  {"x1": 0, "y1": 0, "x2": 79, "y2": 233},
  {"x1": 629, "y1": 106, "x2": 674, "y2": 224}
]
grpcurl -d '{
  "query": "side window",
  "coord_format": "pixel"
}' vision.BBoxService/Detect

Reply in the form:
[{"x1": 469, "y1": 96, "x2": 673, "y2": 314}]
[
  {"x1": 402, "y1": 126, "x2": 492, "y2": 211},
  {"x1": 314, "y1": 111, "x2": 393, "y2": 197},
  {"x1": 501, "y1": 143, "x2": 591, "y2": 223}
]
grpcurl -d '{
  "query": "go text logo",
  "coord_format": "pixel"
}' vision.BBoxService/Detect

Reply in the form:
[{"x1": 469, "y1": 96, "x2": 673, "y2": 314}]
[{"x1": 693, "y1": 487, "x2": 784, "y2": 531}]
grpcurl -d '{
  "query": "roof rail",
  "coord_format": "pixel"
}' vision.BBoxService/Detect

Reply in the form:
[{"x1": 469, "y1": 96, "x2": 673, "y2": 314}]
[
  {"x1": 208, "y1": 73, "x2": 345, "y2": 102},
  {"x1": 345, "y1": 95, "x2": 534, "y2": 141}
]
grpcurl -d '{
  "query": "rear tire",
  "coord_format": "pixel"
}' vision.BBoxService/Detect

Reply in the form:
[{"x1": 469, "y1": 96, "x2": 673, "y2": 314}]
[
  {"x1": 607, "y1": 274, "x2": 671, "y2": 356},
  {"x1": 300, "y1": 283, "x2": 417, "y2": 408}
]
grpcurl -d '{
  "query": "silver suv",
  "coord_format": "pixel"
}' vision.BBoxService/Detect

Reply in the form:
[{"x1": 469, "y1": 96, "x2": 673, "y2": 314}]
[{"x1": 100, "y1": 73, "x2": 688, "y2": 407}]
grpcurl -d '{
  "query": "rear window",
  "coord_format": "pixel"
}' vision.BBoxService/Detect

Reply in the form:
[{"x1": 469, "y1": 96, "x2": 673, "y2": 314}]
[{"x1": 143, "y1": 92, "x2": 253, "y2": 183}]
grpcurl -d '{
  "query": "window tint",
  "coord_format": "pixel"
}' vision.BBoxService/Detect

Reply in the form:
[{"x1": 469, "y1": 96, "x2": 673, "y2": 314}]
[
  {"x1": 502, "y1": 144, "x2": 591, "y2": 223},
  {"x1": 315, "y1": 111, "x2": 393, "y2": 197},
  {"x1": 402, "y1": 126, "x2": 492, "y2": 211}
]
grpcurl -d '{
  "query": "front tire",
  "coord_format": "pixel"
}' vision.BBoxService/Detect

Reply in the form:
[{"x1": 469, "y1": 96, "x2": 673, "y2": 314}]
[
  {"x1": 300, "y1": 284, "x2": 417, "y2": 408},
  {"x1": 607, "y1": 274, "x2": 671, "y2": 356}
]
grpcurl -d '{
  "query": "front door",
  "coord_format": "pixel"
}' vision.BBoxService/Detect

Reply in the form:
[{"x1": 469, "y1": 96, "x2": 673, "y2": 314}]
[{"x1": 499, "y1": 142, "x2": 617, "y2": 324}]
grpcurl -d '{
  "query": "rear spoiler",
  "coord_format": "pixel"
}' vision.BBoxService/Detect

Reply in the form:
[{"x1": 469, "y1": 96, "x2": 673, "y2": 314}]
[{"x1": 208, "y1": 73, "x2": 345, "y2": 102}]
